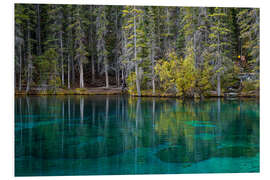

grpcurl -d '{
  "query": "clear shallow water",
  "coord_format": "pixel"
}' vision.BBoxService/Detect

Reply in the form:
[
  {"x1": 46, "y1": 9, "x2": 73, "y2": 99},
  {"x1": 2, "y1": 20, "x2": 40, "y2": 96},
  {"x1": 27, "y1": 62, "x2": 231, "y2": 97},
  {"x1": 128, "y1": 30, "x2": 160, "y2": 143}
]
[{"x1": 15, "y1": 95, "x2": 259, "y2": 176}]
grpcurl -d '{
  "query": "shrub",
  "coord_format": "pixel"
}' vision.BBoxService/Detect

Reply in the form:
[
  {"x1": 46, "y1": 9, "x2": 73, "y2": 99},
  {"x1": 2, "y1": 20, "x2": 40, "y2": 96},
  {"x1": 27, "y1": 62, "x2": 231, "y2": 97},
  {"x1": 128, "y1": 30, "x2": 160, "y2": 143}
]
[
  {"x1": 154, "y1": 52, "x2": 179, "y2": 93},
  {"x1": 242, "y1": 80, "x2": 259, "y2": 92},
  {"x1": 127, "y1": 72, "x2": 137, "y2": 94}
]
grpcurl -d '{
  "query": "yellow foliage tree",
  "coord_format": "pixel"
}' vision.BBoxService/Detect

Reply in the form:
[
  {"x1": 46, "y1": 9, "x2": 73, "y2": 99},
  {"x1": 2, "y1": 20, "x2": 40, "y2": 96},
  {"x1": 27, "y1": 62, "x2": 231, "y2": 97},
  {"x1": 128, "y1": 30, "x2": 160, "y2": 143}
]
[
  {"x1": 175, "y1": 48, "x2": 197, "y2": 97},
  {"x1": 154, "y1": 52, "x2": 179, "y2": 93}
]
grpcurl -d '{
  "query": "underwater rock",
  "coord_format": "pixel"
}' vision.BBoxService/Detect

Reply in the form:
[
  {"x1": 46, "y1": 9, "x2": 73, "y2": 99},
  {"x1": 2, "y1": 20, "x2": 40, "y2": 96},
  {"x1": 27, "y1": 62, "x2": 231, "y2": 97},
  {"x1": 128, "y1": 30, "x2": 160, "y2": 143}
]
[{"x1": 155, "y1": 147, "x2": 210, "y2": 163}]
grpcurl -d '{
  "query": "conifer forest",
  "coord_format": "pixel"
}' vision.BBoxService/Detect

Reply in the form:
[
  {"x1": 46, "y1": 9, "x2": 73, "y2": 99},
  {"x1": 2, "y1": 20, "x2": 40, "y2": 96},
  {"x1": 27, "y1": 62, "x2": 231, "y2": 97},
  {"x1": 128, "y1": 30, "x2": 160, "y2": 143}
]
[
  {"x1": 14, "y1": 3, "x2": 260, "y2": 176},
  {"x1": 14, "y1": 4, "x2": 260, "y2": 97}
]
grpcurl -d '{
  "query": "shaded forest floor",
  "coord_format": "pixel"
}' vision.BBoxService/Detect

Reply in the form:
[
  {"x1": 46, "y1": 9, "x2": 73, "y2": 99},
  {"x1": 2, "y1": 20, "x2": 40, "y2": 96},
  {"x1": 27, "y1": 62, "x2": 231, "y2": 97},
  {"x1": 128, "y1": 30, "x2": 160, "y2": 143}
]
[
  {"x1": 15, "y1": 74, "x2": 259, "y2": 97},
  {"x1": 15, "y1": 86, "x2": 123, "y2": 95}
]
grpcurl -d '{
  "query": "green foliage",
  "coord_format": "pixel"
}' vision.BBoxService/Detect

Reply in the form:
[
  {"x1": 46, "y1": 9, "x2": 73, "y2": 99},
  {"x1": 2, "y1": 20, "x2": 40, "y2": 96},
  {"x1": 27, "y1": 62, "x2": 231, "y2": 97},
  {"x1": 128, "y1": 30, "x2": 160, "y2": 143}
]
[
  {"x1": 37, "y1": 48, "x2": 61, "y2": 90},
  {"x1": 14, "y1": 5, "x2": 259, "y2": 97},
  {"x1": 197, "y1": 62, "x2": 213, "y2": 96},
  {"x1": 127, "y1": 72, "x2": 137, "y2": 94},
  {"x1": 237, "y1": 8, "x2": 259, "y2": 72},
  {"x1": 73, "y1": 6, "x2": 88, "y2": 64},
  {"x1": 222, "y1": 64, "x2": 240, "y2": 90},
  {"x1": 241, "y1": 80, "x2": 259, "y2": 93}
]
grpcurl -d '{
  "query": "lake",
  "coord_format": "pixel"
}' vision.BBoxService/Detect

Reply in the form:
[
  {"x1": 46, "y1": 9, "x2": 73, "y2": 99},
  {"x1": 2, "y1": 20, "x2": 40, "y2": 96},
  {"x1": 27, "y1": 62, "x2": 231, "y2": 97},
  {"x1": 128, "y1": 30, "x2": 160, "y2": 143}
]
[{"x1": 15, "y1": 95, "x2": 259, "y2": 176}]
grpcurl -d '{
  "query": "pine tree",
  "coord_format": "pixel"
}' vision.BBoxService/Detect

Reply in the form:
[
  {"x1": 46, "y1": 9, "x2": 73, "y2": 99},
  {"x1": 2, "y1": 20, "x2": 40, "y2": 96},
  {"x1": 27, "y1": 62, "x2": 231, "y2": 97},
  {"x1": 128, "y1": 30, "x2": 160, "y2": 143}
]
[
  {"x1": 15, "y1": 4, "x2": 27, "y2": 91},
  {"x1": 96, "y1": 6, "x2": 109, "y2": 88},
  {"x1": 24, "y1": 5, "x2": 35, "y2": 92},
  {"x1": 237, "y1": 8, "x2": 259, "y2": 72},
  {"x1": 73, "y1": 5, "x2": 88, "y2": 88},
  {"x1": 208, "y1": 7, "x2": 233, "y2": 96},
  {"x1": 147, "y1": 6, "x2": 158, "y2": 95},
  {"x1": 122, "y1": 6, "x2": 145, "y2": 96}
]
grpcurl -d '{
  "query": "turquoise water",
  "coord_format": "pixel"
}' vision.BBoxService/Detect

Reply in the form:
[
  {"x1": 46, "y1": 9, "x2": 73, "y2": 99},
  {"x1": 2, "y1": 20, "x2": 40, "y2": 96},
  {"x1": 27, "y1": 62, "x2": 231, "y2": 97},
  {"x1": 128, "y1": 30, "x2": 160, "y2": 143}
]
[{"x1": 15, "y1": 95, "x2": 259, "y2": 176}]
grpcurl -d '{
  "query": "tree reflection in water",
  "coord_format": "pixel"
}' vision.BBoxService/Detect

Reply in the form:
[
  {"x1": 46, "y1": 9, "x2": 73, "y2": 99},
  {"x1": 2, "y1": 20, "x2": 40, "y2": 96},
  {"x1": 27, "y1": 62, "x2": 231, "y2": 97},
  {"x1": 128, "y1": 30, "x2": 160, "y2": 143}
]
[{"x1": 15, "y1": 95, "x2": 259, "y2": 175}]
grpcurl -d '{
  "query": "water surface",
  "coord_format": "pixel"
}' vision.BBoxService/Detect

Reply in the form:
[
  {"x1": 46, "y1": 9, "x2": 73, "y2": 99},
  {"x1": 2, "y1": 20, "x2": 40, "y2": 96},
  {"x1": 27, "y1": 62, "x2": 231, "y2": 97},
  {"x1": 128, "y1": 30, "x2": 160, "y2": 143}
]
[{"x1": 15, "y1": 95, "x2": 259, "y2": 176}]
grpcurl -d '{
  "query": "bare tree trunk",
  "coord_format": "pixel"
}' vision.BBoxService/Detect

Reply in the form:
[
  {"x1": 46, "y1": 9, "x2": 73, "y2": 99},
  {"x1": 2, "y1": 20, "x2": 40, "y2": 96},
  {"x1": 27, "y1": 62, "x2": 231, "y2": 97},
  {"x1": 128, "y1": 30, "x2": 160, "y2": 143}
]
[
  {"x1": 91, "y1": 54, "x2": 95, "y2": 82},
  {"x1": 97, "y1": 61, "x2": 100, "y2": 74},
  {"x1": 79, "y1": 60, "x2": 84, "y2": 88},
  {"x1": 36, "y1": 4, "x2": 41, "y2": 56},
  {"x1": 60, "y1": 31, "x2": 64, "y2": 86},
  {"x1": 36, "y1": 4, "x2": 42, "y2": 88},
  {"x1": 151, "y1": 42, "x2": 155, "y2": 95},
  {"x1": 19, "y1": 44, "x2": 22, "y2": 91},
  {"x1": 26, "y1": 20, "x2": 32, "y2": 93},
  {"x1": 217, "y1": 72, "x2": 221, "y2": 96},
  {"x1": 217, "y1": 29, "x2": 221, "y2": 97},
  {"x1": 166, "y1": 7, "x2": 171, "y2": 51},
  {"x1": 115, "y1": 9, "x2": 120, "y2": 87},
  {"x1": 152, "y1": 74, "x2": 155, "y2": 95},
  {"x1": 89, "y1": 5, "x2": 95, "y2": 83},
  {"x1": 71, "y1": 55, "x2": 75, "y2": 87},
  {"x1": 67, "y1": 54, "x2": 70, "y2": 89},
  {"x1": 134, "y1": 7, "x2": 141, "y2": 96},
  {"x1": 105, "y1": 62, "x2": 109, "y2": 88},
  {"x1": 121, "y1": 69, "x2": 124, "y2": 83},
  {"x1": 135, "y1": 64, "x2": 141, "y2": 96},
  {"x1": 116, "y1": 66, "x2": 120, "y2": 87}
]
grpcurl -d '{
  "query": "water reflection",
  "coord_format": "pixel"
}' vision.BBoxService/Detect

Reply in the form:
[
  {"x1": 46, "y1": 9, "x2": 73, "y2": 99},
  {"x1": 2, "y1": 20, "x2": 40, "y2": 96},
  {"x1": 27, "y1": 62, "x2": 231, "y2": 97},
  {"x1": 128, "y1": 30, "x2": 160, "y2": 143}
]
[{"x1": 15, "y1": 96, "x2": 259, "y2": 175}]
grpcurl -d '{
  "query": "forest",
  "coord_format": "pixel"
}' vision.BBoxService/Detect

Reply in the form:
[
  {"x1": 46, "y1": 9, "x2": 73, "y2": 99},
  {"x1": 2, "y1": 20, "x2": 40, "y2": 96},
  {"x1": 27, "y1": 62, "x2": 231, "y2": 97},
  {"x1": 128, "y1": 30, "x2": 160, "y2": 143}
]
[{"x1": 14, "y1": 4, "x2": 260, "y2": 97}]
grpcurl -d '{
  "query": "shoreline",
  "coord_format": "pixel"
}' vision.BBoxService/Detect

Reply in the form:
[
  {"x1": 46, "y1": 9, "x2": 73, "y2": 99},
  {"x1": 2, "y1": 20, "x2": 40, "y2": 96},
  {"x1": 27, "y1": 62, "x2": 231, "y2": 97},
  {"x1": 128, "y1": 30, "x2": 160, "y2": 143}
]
[{"x1": 14, "y1": 88, "x2": 259, "y2": 98}]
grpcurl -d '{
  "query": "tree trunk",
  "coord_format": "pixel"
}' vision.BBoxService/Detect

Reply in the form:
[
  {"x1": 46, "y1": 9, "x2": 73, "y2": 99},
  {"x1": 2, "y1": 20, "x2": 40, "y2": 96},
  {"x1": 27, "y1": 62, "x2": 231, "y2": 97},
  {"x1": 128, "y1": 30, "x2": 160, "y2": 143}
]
[
  {"x1": 79, "y1": 60, "x2": 84, "y2": 88},
  {"x1": 91, "y1": 54, "x2": 95, "y2": 82},
  {"x1": 97, "y1": 60, "x2": 100, "y2": 74},
  {"x1": 151, "y1": 42, "x2": 155, "y2": 95},
  {"x1": 26, "y1": 20, "x2": 32, "y2": 93},
  {"x1": 152, "y1": 75, "x2": 155, "y2": 95},
  {"x1": 60, "y1": 31, "x2": 64, "y2": 86},
  {"x1": 105, "y1": 62, "x2": 109, "y2": 88},
  {"x1": 217, "y1": 72, "x2": 221, "y2": 96},
  {"x1": 134, "y1": 7, "x2": 141, "y2": 96},
  {"x1": 19, "y1": 44, "x2": 22, "y2": 91},
  {"x1": 166, "y1": 7, "x2": 171, "y2": 51},
  {"x1": 135, "y1": 64, "x2": 141, "y2": 96},
  {"x1": 116, "y1": 65, "x2": 120, "y2": 87},
  {"x1": 36, "y1": 4, "x2": 41, "y2": 56},
  {"x1": 217, "y1": 26, "x2": 221, "y2": 97},
  {"x1": 67, "y1": 54, "x2": 70, "y2": 89},
  {"x1": 71, "y1": 55, "x2": 75, "y2": 87}
]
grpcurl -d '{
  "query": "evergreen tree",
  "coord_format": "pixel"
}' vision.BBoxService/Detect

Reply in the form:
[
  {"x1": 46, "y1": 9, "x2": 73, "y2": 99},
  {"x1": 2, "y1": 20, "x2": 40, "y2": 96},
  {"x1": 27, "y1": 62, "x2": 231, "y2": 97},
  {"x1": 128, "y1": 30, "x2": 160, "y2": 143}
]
[
  {"x1": 237, "y1": 8, "x2": 259, "y2": 72},
  {"x1": 96, "y1": 6, "x2": 109, "y2": 87},
  {"x1": 122, "y1": 6, "x2": 145, "y2": 96},
  {"x1": 14, "y1": 4, "x2": 259, "y2": 97},
  {"x1": 208, "y1": 7, "x2": 233, "y2": 96},
  {"x1": 73, "y1": 5, "x2": 88, "y2": 88}
]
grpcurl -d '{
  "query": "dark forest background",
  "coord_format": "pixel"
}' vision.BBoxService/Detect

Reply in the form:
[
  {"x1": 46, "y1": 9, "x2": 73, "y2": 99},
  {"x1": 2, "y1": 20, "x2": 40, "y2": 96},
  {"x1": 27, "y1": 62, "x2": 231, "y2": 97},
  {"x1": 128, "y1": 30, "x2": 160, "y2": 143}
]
[{"x1": 14, "y1": 4, "x2": 259, "y2": 97}]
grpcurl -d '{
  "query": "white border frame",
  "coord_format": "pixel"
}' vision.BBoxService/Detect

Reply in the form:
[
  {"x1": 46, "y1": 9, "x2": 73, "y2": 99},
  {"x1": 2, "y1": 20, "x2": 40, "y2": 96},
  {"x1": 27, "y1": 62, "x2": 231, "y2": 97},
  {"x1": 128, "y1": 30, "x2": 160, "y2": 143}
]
[{"x1": 1, "y1": 0, "x2": 269, "y2": 180}]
